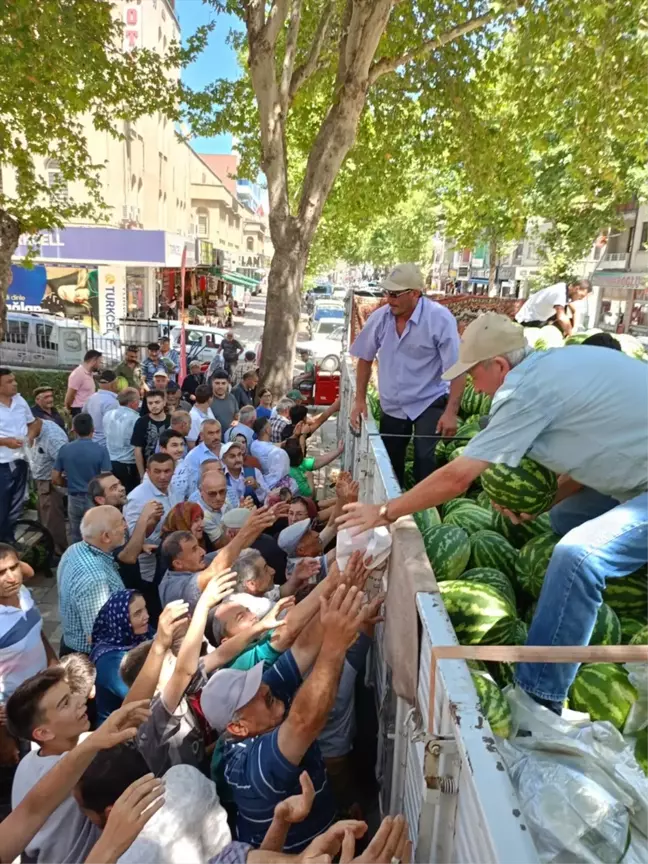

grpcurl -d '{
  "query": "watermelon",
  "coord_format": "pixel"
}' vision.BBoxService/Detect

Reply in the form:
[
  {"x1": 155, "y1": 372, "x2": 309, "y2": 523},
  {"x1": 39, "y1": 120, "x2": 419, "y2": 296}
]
[
  {"x1": 589, "y1": 603, "x2": 621, "y2": 645},
  {"x1": 435, "y1": 438, "x2": 448, "y2": 466},
  {"x1": 413, "y1": 507, "x2": 442, "y2": 534},
  {"x1": 492, "y1": 509, "x2": 553, "y2": 549},
  {"x1": 459, "y1": 567, "x2": 516, "y2": 607},
  {"x1": 630, "y1": 625, "x2": 648, "y2": 645},
  {"x1": 616, "y1": 333, "x2": 647, "y2": 361},
  {"x1": 603, "y1": 569, "x2": 648, "y2": 620},
  {"x1": 445, "y1": 421, "x2": 481, "y2": 459},
  {"x1": 460, "y1": 381, "x2": 481, "y2": 417},
  {"x1": 488, "y1": 661, "x2": 515, "y2": 688},
  {"x1": 439, "y1": 580, "x2": 519, "y2": 644},
  {"x1": 569, "y1": 663, "x2": 638, "y2": 730},
  {"x1": 564, "y1": 332, "x2": 590, "y2": 346},
  {"x1": 635, "y1": 729, "x2": 648, "y2": 775},
  {"x1": 442, "y1": 497, "x2": 473, "y2": 517},
  {"x1": 470, "y1": 672, "x2": 512, "y2": 738},
  {"x1": 476, "y1": 491, "x2": 493, "y2": 510},
  {"x1": 620, "y1": 618, "x2": 645, "y2": 643},
  {"x1": 512, "y1": 619, "x2": 528, "y2": 645},
  {"x1": 115, "y1": 375, "x2": 130, "y2": 393},
  {"x1": 444, "y1": 503, "x2": 494, "y2": 535},
  {"x1": 524, "y1": 600, "x2": 537, "y2": 625},
  {"x1": 534, "y1": 325, "x2": 564, "y2": 350},
  {"x1": 468, "y1": 529, "x2": 518, "y2": 581},
  {"x1": 404, "y1": 461, "x2": 415, "y2": 490},
  {"x1": 422, "y1": 525, "x2": 470, "y2": 581},
  {"x1": 481, "y1": 457, "x2": 557, "y2": 516},
  {"x1": 515, "y1": 533, "x2": 560, "y2": 599},
  {"x1": 449, "y1": 446, "x2": 465, "y2": 462}
]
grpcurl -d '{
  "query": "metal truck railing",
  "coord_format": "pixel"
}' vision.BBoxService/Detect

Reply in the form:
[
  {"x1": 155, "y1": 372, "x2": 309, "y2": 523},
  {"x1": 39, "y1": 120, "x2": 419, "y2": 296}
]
[{"x1": 338, "y1": 355, "x2": 539, "y2": 864}]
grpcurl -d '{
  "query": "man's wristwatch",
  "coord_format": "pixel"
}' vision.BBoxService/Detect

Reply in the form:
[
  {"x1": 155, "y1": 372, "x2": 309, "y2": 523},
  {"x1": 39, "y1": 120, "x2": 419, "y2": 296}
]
[{"x1": 379, "y1": 503, "x2": 395, "y2": 524}]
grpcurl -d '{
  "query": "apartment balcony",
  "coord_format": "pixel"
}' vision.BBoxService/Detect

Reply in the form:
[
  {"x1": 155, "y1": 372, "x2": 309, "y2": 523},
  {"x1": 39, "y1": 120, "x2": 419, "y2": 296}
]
[{"x1": 602, "y1": 252, "x2": 629, "y2": 270}]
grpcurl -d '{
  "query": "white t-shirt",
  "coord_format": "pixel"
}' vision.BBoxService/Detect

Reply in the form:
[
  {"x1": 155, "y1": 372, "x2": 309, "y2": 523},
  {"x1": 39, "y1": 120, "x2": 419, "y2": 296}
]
[
  {"x1": 118, "y1": 764, "x2": 231, "y2": 864},
  {"x1": 515, "y1": 282, "x2": 568, "y2": 324},
  {"x1": 188, "y1": 405, "x2": 215, "y2": 443},
  {"x1": 0, "y1": 586, "x2": 47, "y2": 703},
  {"x1": 12, "y1": 750, "x2": 101, "y2": 863},
  {"x1": 0, "y1": 394, "x2": 34, "y2": 464}
]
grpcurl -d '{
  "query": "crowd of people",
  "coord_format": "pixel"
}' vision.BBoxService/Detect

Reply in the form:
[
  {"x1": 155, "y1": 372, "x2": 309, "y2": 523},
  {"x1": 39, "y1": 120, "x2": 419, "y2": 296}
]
[{"x1": 0, "y1": 333, "x2": 417, "y2": 863}]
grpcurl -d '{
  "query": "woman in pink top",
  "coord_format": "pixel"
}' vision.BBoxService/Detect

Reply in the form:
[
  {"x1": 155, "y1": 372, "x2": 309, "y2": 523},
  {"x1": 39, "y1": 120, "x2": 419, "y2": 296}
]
[{"x1": 64, "y1": 350, "x2": 102, "y2": 416}]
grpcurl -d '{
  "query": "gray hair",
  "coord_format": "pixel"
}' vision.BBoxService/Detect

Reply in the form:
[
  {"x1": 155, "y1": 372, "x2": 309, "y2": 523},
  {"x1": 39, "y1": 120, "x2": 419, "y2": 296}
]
[
  {"x1": 276, "y1": 398, "x2": 294, "y2": 416},
  {"x1": 201, "y1": 417, "x2": 222, "y2": 429},
  {"x1": 170, "y1": 410, "x2": 190, "y2": 427},
  {"x1": 80, "y1": 505, "x2": 121, "y2": 541},
  {"x1": 232, "y1": 548, "x2": 263, "y2": 591},
  {"x1": 118, "y1": 387, "x2": 139, "y2": 406},
  {"x1": 501, "y1": 345, "x2": 532, "y2": 368},
  {"x1": 239, "y1": 405, "x2": 257, "y2": 426}
]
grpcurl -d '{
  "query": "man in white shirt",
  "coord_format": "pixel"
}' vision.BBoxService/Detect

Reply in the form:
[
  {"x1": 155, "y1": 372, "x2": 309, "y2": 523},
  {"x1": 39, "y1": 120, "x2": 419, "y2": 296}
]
[
  {"x1": 83, "y1": 371, "x2": 119, "y2": 447},
  {"x1": 26, "y1": 419, "x2": 70, "y2": 556},
  {"x1": 159, "y1": 429, "x2": 190, "y2": 501},
  {"x1": 515, "y1": 279, "x2": 592, "y2": 335},
  {"x1": 0, "y1": 369, "x2": 40, "y2": 543},
  {"x1": 187, "y1": 384, "x2": 215, "y2": 444},
  {"x1": 104, "y1": 387, "x2": 141, "y2": 494},
  {"x1": 188, "y1": 469, "x2": 230, "y2": 544},
  {"x1": 222, "y1": 441, "x2": 268, "y2": 505},
  {"x1": 250, "y1": 417, "x2": 291, "y2": 489},
  {"x1": 183, "y1": 418, "x2": 223, "y2": 486},
  {"x1": 123, "y1": 453, "x2": 183, "y2": 590}
]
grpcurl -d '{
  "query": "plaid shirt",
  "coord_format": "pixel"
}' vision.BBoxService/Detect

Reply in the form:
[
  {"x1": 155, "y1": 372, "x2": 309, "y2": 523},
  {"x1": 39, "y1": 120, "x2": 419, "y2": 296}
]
[
  {"x1": 26, "y1": 419, "x2": 69, "y2": 480},
  {"x1": 141, "y1": 357, "x2": 160, "y2": 387},
  {"x1": 269, "y1": 414, "x2": 289, "y2": 444},
  {"x1": 232, "y1": 360, "x2": 257, "y2": 386},
  {"x1": 57, "y1": 541, "x2": 124, "y2": 652}
]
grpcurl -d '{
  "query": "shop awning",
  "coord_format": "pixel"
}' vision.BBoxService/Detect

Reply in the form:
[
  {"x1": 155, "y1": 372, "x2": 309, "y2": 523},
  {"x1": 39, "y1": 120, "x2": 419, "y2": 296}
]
[{"x1": 219, "y1": 271, "x2": 261, "y2": 287}]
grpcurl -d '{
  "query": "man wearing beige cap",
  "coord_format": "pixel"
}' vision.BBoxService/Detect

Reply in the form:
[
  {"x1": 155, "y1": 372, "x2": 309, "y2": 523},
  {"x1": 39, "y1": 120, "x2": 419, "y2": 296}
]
[
  {"x1": 349, "y1": 262, "x2": 464, "y2": 485},
  {"x1": 341, "y1": 311, "x2": 647, "y2": 714}
]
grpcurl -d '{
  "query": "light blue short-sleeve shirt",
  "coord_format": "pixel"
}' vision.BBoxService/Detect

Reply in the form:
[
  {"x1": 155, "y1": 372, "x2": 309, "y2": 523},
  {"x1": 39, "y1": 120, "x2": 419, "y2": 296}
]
[{"x1": 463, "y1": 346, "x2": 648, "y2": 502}]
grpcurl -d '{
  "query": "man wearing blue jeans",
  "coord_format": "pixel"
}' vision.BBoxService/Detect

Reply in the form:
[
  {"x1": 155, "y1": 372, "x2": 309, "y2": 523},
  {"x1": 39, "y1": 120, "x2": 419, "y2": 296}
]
[
  {"x1": 340, "y1": 313, "x2": 648, "y2": 713},
  {"x1": 0, "y1": 369, "x2": 41, "y2": 543},
  {"x1": 52, "y1": 413, "x2": 111, "y2": 544}
]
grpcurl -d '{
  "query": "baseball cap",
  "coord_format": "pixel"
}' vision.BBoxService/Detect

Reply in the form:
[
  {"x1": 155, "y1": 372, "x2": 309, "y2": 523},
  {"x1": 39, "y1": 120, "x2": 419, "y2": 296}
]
[
  {"x1": 379, "y1": 263, "x2": 424, "y2": 294},
  {"x1": 277, "y1": 518, "x2": 312, "y2": 556},
  {"x1": 286, "y1": 389, "x2": 305, "y2": 402},
  {"x1": 97, "y1": 370, "x2": 116, "y2": 383},
  {"x1": 200, "y1": 661, "x2": 264, "y2": 733},
  {"x1": 220, "y1": 441, "x2": 243, "y2": 459},
  {"x1": 222, "y1": 508, "x2": 252, "y2": 529},
  {"x1": 153, "y1": 367, "x2": 169, "y2": 378},
  {"x1": 442, "y1": 313, "x2": 526, "y2": 381}
]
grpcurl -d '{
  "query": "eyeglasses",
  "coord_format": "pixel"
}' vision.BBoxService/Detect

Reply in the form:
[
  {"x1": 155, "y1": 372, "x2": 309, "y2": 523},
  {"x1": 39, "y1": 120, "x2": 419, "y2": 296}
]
[{"x1": 382, "y1": 288, "x2": 412, "y2": 299}]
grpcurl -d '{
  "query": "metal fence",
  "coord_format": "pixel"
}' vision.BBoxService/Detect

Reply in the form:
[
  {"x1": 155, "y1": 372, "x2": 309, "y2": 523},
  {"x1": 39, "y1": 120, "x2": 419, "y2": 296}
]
[{"x1": 338, "y1": 356, "x2": 538, "y2": 864}]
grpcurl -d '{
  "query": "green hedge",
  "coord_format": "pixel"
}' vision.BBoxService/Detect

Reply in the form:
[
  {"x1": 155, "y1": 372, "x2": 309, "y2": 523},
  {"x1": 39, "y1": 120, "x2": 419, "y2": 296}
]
[{"x1": 13, "y1": 369, "x2": 70, "y2": 405}]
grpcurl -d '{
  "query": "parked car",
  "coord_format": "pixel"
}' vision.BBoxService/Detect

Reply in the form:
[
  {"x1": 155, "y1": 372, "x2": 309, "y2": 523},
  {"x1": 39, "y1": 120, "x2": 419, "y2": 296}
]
[
  {"x1": 297, "y1": 318, "x2": 345, "y2": 360},
  {"x1": 170, "y1": 324, "x2": 254, "y2": 368}
]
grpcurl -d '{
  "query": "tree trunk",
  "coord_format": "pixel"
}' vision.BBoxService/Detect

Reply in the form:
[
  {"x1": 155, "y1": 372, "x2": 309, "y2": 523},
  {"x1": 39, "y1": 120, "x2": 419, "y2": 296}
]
[
  {"x1": 0, "y1": 209, "x2": 21, "y2": 342},
  {"x1": 488, "y1": 239, "x2": 499, "y2": 297},
  {"x1": 259, "y1": 232, "x2": 307, "y2": 397}
]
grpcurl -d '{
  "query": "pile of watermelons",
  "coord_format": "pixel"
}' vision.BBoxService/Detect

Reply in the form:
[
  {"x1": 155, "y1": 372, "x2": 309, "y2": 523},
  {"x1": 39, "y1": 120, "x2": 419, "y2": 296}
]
[{"x1": 395, "y1": 373, "x2": 647, "y2": 762}]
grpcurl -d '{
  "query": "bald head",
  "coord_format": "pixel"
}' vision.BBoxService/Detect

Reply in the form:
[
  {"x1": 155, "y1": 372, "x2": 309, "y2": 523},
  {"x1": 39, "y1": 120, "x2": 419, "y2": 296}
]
[
  {"x1": 199, "y1": 468, "x2": 227, "y2": 512},
  {"x1": 80, "y1": 505, "x2": 126, "y2": 551}
]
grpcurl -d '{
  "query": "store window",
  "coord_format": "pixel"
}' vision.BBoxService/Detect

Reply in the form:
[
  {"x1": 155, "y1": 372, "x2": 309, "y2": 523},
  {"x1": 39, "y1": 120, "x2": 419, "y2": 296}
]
[
  {"x1": 45, "y1": 159, "x2": 68, "y2": 204},
  {"x1": 197, "y1": 208, "x2": 209, "y2": 237},
  {"x1": 246, "y1": 236, "x2": 254, "y2": 251}
]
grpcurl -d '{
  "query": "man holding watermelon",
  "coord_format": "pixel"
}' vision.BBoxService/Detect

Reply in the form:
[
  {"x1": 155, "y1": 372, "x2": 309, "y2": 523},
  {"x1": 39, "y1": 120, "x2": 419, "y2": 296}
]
[{"x1": 340, "y1": 312, "x2": 647, "y2": 714}]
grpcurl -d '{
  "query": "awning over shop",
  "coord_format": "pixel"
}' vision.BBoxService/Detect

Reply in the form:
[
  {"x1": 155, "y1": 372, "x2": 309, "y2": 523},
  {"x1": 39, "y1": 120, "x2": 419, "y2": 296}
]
[
  {"x1": 592, "y1": 271, "x2": 648, "y2": 289},
  {"x1": 223, "y1": 271, "x2": 261, "y2": 287}
]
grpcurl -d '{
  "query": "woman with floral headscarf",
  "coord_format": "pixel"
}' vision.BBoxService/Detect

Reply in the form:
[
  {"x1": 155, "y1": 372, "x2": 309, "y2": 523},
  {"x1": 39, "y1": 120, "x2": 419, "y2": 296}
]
[{"x1": 90, "y1": 590, "x2": 154, "y2": 724}]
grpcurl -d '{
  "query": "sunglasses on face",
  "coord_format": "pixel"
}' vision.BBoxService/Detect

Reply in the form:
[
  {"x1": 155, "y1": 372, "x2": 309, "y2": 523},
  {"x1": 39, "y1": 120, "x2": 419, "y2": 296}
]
[{"x1": 383, "y1": 288, "x2": 411, "y2": 299}]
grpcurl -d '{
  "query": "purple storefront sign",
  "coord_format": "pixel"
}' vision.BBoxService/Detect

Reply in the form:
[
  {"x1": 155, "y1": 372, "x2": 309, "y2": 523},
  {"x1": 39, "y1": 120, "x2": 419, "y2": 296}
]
[{"x1": 14, "y1": 227, "x2": 167, "y2": 265}]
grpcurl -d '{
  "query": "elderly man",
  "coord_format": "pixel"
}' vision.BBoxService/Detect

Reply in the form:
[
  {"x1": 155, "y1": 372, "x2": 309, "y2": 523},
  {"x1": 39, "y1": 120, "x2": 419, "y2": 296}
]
[
  {"x1": 165, "y1": 381, "x2": 191, "y2": 413},
  {"x1": 350, "y1": 262, "x2": 464, "y2": 486},
  {"x1": 123, "y1": 452, "x2": 183, "y2": 595},
  {"x1": 31, "y1": 387, "x2": 65, "y2": 430},
  {"x1": 169, "y1": 410, "x2": 192, "y2": 451},
  {"x1": 82, "y1": 370, "x2": 118, "y2": 448},
  {"x1": 232, "y1": 350, "x2": 258, "y2": 387},
  {"x1": 159, "y1": 336, "x2": 179, "y2": 382},
  {"x1": 141, "y1": 342, "x2": 162, "y2": 389},
  {"x1": 189, "y1": 468, "x2": 230, "y2": 544},
  {"x1": 181, "y1": 359, "x2": 206, "y2": 403},
  {"x1": 224, "y1": 404, "x2": 256, "y2": 448},
  {"x1": 341, "y1": 312, "x2": 648, "y2": 715},
  {"x1": 270, "y1": 397, "x2": 294, "y2": 444},
  {"x1": 232, "y1": 369, "x2": 258, "y2": 409},
  {"x1": 114, "y1": 345, "x2": 143, "y2": 391},
  {"x1": 56, "y1": 505, "x2": 126, "y2": 655},
  {"x1": 222, "y1": 441, "x2": 268, "y2": 506},
  {"x1": 104, "y1": 387, "x2": 140, "y2": 494},
  {"x1": 251, "y1": 417, "x2": 291, "y2": 488},
  {"x1": 0, "y1": 369, "x2": 41, "y2": 543},
  {"x1": 184, "y1": 418, "x2": 223, "y2": 486},
  {"x1": 515, "y1": 278, "x2": 592, "y2": 335},
  {"x1": 26, "y1": 418, "x2": 69, "y2": 556},
  {"x1": 200, "y1": 582, "x2": 366, "y2": 851},
  {"x1": 278, "y1": 518, "x2": 332, "y2": 579}
]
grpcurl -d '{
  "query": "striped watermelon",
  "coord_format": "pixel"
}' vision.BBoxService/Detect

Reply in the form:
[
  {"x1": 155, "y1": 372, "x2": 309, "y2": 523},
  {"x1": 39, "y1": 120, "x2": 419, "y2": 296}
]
[
  {"x1": 603, "y1": 569, "x2": 648, "y2": 620},
  {"x1": 630, "y1": 625, "x2": 648, "y2": 645},
  {"x1": 442, "y1": 497, "x2": 473, "y2": 517},
  {"x1": 515, "y1": 533, "x2": 560, "y2": 599},
  {"x1": 569, "y1": 663, "x2": 638, "y2": 730},
  {"x1": 481, "y1": 457, "x2": 557, "y2": 516},
  {"x1": 476, "y1": 490, "x2": 493, "y2": 510},
  {"x1": 422, "y1": 525, "x2": 470, "y2": 582},
  {"x1": 404, "y1": 461, "x2": 415, "y2": 490},
  {"x1": 444, "y1": 503, "x2": 495, "y2": 535},
  {"x1": 635, "y1": 729, "x2": 648, "y2": 775},
  {"x1": 512, "y1": 619, "x2": 528, "y2": 645},
  {"x1": 468, "y1": 530, "x2": 518, "y2": 581},
  {"x1": 616, "y1": 333, "x2": 648, "y2": 361},
  {"x1": 435, "y1": 438, "x2": 448, "y2": 466},
  {"x1": 492, "y1": 510, "x2": 553, "y2": 549},
  {"x1": 413, "y1": 507, "x2": 442, "y2": 534},
  {"x1": 445, "y1": 421, "x2": 481, "y2": 459},
  {"x1": 470, "y1": 671, "x2": 512, "y2": 738},
  {"x1": 620, "y1": 618, "x2": 645, "y2": 643},
  {"x1": 439, "y1": 580, "x2": 519, "y2": 644},
  {"x1": 449, "y1": 446, "x2": 465, "y2": 462},
  {"x1": 460, "y1": 381, "x2": 481, "y2": 417},
  {"x1": 589, "y1": 603, "x2": 621, "y2": 645},
  {"x1": 367, "y1": 386, "x2": 382, "y2": 422},
  {"x1": 459, "y1": 567, "x2": 516, "y2": 607},
  {"x1": 524, "y1": 600, "x2": 537, "y2": 625}
]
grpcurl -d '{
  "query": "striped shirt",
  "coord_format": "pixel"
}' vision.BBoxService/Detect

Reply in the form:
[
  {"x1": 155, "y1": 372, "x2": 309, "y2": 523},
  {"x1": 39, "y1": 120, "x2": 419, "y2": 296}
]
[
  {"x1": 269, "y1": 414, "x2": 289, "y2": 444},
  {"x1": 57, "y1": 542, "x2": 124, "y2": 652},
  {"x1": 0, "y1": 587, "x2": 47, "y2": 702},
  {"x1": 26, "y1": 420, "x2": 69, "y2": 481},
  {"x1": 222, "y1": 651, "x2": 335, "y2": 852}
]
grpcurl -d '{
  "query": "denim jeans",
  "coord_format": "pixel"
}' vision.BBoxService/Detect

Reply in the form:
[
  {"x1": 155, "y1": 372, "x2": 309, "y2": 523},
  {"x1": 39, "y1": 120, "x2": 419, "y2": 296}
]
[
  {"x1": 550, "y1": 486, "x2": 620, "y2": 536},
  {"x1": 67, "y1": 494, "x2": 89, "y2": 545},
  {"x1": 0, "y1": 460, "x2": 29, "y2": 543},
  {"x1": 516, "y1": 491, "x2": 648, "y2": 703}
]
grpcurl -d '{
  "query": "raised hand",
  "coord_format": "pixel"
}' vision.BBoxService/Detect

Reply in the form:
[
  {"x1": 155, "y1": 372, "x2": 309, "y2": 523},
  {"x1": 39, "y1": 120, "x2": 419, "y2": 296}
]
[
  {"x1": 341, "y1": 814, "x2": 411, "y2": 864},
  {"x1": 260, "y1": 596, "x2": 295, "y2": 630},
  {"x1": 293, "y1": 557, "x2": 321, "y2": 585},
  {"x1": 201, "y1": 569, "x2": 237, "y2": 608},
  {"x1": 87, "y1": 701, "x2": 151, "y2": 751},
  {"x1": 320, "y1": 584, "x2": 365, "y2": 653},
  {"x1": 274, "y1": 771, "x2": 315, "y2": 824},
  {"x1": 155, "y1": 600, "x2": 190, "y2": 650},
  {"x1": 342, "y1": 550, "x2": 370, "y2": 591},
  {"x1": 299, "y1": 821, "x2": 368, "y2": 863},
  {"x1": 360, "y1": 593, "x2": 385, "y2": 636}
]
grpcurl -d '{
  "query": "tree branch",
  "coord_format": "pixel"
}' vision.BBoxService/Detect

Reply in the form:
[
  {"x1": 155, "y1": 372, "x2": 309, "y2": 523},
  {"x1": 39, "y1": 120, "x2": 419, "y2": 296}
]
[
  {"x1": 289, "y1": 1, "x2": 334, "y2": 102},
  {"x1": 279, "y1": 0, "x2": 304, "y2": 115},
  {"x1": 368, "y1": 8, "x2": 508, "y2": 84},
  {"x1": 334, "y1": 0, "x2": 354, "y2": 91},
  {"x1": 264, "y1": 0, "x2": 292, "y2": 47}
]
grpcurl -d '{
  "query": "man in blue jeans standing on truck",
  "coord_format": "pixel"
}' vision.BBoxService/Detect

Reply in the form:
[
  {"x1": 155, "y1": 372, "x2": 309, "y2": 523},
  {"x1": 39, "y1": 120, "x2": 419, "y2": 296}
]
[{"x1": 340, "y1": 313, "x2": 648, "y2": 715}]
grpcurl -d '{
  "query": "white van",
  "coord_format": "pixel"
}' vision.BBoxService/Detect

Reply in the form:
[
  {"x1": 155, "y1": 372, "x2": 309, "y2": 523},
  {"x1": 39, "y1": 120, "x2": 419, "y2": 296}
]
[
  {"x1": 170, "y1": 324, "x2": 230, "y2": 367},
  {"x1": 0, "y1": 312, "x2": 121, "y2": 370}
]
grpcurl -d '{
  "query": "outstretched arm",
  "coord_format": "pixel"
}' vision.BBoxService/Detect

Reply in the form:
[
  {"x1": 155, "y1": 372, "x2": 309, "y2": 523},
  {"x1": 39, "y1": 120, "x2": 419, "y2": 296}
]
[{"x1": 312, "y1": 440, "x2": 344, "y2": 470}]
